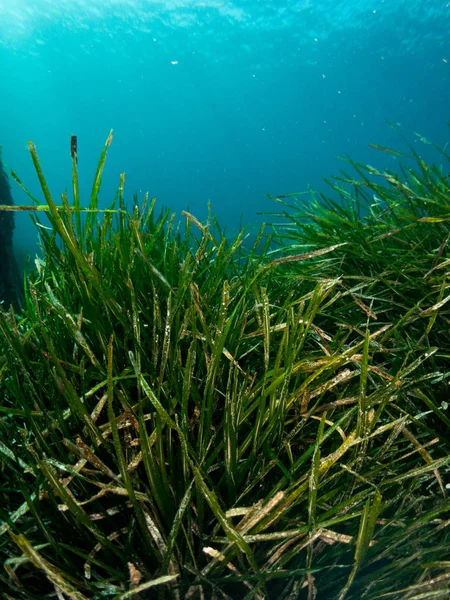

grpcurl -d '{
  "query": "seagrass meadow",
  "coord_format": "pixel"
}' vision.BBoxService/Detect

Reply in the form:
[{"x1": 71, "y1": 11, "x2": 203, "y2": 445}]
[{"x1": 0, "y1": 131, "x2": 450, "y2": 600}]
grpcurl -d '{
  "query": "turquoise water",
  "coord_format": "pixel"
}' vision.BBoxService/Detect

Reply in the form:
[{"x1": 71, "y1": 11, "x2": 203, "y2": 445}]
[{"x1": 0, "y1": 0, "x2": 449, "y2": 258}]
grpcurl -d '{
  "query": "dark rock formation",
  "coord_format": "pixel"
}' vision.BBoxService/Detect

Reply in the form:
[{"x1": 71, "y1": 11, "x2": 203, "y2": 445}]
[{"x1": 0, "y1": 148, "x2": 21, "y2": 309}]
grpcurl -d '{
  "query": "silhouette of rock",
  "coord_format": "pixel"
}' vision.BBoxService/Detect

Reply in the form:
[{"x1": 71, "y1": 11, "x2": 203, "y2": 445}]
[{"x1": 0, "y1": 148, "x2": 21, "y2": 309}]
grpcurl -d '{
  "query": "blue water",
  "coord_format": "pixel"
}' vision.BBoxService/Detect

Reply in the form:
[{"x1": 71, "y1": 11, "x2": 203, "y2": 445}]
[{"x1": 0, "y1": 0, "x2": 449, "y2": 259}]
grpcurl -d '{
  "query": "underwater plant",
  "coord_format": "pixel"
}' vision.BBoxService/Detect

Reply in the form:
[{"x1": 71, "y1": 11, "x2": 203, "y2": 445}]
[{"x1": 0, "y1": 132, "x2": 449, "y2": 599}]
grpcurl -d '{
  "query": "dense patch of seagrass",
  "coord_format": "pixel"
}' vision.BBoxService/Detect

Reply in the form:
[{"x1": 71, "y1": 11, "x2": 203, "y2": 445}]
[{"x1": 0, "y1": 131, "x2": 449, "y2": 599}]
